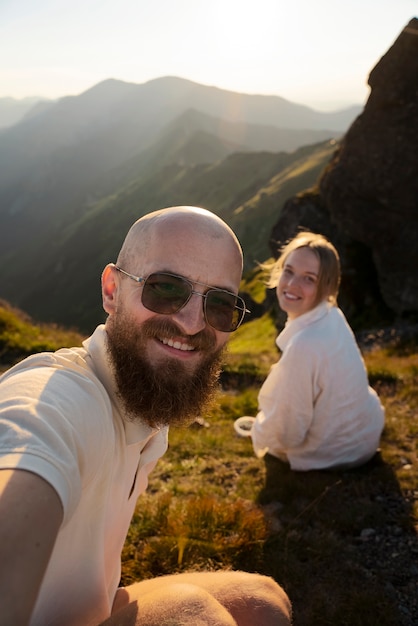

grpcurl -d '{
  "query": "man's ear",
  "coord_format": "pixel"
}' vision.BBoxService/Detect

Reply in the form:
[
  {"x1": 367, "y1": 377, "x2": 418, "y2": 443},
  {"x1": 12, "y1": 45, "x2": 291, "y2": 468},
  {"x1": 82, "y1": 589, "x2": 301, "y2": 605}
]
[{"x1": 102, "y1": 264, "x2": 118, "y2": 315}]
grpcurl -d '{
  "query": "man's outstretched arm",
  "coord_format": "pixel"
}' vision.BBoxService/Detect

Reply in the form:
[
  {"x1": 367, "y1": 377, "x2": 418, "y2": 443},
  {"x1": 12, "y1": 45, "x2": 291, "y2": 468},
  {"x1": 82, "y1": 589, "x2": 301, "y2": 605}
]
[{"x1": 0, "y1": 469, "x2": 63, "y2": 626}]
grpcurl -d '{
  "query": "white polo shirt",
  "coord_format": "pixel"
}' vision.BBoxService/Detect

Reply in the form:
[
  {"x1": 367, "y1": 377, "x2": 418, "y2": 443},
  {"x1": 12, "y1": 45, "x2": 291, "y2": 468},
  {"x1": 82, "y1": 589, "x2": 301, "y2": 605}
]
[{"x1": 0, "y1": 325, "x2": 168, "y2": 626}]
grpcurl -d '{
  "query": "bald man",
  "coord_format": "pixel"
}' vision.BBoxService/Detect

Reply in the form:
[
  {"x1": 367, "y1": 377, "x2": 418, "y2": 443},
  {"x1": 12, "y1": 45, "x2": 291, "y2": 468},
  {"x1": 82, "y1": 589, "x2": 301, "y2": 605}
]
[{"x1": 0, "y1": 207, "x2": 291, "y2": 626}]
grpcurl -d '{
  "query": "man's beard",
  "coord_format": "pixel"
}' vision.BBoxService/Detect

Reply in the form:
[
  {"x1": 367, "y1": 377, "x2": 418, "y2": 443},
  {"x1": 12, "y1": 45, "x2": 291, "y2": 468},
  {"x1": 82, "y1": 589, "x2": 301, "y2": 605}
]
[{"x1": 105, "y1": 310, "x2": 226, "y2": 428}]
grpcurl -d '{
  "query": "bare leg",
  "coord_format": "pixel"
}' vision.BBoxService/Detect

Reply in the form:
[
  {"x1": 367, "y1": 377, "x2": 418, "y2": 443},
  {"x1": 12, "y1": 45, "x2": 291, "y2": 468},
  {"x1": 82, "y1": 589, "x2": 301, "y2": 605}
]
[
  {"x1": 103, "y1": 582, "x2": 237, "y2": 626},
  {"x1": 108, "y1": 571, "x2": 291, "y2": 626}
]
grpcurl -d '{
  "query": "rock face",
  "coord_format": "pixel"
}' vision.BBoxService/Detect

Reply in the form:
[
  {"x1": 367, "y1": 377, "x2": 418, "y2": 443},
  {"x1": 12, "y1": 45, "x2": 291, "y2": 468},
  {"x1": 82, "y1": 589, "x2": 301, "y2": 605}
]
[{"x1": 270, "y1": 18, "x2": 418, "y2": 327}]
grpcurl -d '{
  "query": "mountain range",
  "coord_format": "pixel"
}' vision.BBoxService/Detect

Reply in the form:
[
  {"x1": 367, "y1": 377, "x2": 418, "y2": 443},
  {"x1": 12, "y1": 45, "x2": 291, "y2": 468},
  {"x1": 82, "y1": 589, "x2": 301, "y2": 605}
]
[
  {"x1": 0, "y1": 96, "x2": 49, "y2": 129},
  {"x1": 0, "y1": 76, "x2": 359, "y2": 333}
]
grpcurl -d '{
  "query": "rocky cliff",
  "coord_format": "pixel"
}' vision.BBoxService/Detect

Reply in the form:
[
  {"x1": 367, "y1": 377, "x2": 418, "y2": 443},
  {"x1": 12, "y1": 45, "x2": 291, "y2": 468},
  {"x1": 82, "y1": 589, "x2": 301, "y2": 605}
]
[{"x1": 269, "y1": 18, "x2": 418, "y2": 328}]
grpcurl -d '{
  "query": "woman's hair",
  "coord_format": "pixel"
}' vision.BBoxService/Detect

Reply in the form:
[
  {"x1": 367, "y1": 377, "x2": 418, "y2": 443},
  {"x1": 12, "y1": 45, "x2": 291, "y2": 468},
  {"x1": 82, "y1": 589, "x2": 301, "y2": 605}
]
[{"x1": 265, "y1": 231, "x2": 341, "y2": 306}]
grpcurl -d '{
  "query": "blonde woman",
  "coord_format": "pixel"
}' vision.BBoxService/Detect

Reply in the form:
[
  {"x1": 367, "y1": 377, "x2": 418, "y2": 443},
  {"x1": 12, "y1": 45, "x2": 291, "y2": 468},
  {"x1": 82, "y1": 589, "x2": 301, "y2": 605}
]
[{"x1": 251, "y1": 231, "x2": 385, "y2": 471}]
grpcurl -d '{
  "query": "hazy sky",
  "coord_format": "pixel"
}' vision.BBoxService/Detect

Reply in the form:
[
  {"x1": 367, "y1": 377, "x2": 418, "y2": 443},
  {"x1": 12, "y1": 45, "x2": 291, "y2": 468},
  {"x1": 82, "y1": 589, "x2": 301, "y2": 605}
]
[{"x1": 1, "y1": 0, "x2": 416, "y2": 110}]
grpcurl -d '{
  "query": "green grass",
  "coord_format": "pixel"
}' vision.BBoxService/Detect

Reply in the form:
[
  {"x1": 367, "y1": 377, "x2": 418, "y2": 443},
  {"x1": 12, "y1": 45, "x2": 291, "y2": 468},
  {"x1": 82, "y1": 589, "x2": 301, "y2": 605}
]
[
  {"x1": 0, "y1": 300, "x2": 84, "y2": 369},
  {"x1": 222, "y1": 312, "x2": 279, "y2": 386},
  {"x1": 241, "y1": 265, "x2": 270, "y2": 304}
]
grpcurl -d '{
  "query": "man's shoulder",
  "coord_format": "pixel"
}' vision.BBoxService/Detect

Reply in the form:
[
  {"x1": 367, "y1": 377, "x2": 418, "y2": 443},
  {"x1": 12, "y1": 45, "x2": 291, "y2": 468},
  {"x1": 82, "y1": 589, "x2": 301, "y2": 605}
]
[
  {"x1": 0, "y1": 343, "x2": 110, "y2": 409},
  {"x1": 1, "y1": 345, "x2": 89, "y2": 382}
]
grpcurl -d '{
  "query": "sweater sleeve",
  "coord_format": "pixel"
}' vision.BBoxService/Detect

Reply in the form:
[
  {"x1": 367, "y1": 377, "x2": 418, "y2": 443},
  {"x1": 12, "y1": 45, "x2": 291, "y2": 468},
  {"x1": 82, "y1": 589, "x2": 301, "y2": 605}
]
[{"x1": 251, "y1": 338, "x2": 320, "y2": 458}]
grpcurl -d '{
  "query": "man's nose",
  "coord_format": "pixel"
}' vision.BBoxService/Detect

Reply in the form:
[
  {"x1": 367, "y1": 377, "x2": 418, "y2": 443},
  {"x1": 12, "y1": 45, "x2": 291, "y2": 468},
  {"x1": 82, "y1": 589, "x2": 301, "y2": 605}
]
[{"x1": 171, "y1": 292, "x2": 207, "y2": 335}]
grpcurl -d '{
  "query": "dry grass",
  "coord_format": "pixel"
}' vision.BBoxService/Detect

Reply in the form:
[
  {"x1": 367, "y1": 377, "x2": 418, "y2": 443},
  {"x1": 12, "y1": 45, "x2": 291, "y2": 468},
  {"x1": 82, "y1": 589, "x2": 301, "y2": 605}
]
[{"x1": 121, "y1": 331, "x2": 418, "y2": 626}]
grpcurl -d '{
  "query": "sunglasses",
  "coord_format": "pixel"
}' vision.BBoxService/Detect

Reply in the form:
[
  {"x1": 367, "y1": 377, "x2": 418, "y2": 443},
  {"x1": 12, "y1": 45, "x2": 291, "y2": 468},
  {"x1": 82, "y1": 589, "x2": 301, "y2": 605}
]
[{"x1": 114, "y1": 266, "x2": 249, "y2": 332}]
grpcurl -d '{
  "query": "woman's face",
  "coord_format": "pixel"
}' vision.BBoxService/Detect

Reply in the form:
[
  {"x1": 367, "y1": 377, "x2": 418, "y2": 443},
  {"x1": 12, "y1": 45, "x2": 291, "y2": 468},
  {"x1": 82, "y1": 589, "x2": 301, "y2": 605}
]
[{"x1": 276, "y1": 247, "x2": 321, "y2": 320}]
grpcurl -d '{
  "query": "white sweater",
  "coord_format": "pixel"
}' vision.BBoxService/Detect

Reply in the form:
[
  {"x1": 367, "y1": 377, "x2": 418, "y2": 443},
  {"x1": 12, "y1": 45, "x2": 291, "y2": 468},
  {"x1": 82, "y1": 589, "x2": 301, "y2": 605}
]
[{"x1": 251, "y1": 302, "x2": 385, "y2": 470}]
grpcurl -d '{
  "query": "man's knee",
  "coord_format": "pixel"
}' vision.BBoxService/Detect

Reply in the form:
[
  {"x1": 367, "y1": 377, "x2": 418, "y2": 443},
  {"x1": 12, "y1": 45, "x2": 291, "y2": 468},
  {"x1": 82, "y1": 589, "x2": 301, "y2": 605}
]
[
  {"x1": 112, "y1": 582, "x2": 237, "y2": 626},
  {"x1": 163, "y1": 583, "x2": 237, "y2": 625},
  {"x1": 112, "y1": 572, "x2": 292, "y2": 626},
  {"x1": 254, "y1": 573, "x2": 291, "y2": 604},
  {"x1": 224, "y1": 572, "x2": 292, "y2": 626},
  {"x1": 255, "y1": 574, "x2": 292, "y2": 623}
]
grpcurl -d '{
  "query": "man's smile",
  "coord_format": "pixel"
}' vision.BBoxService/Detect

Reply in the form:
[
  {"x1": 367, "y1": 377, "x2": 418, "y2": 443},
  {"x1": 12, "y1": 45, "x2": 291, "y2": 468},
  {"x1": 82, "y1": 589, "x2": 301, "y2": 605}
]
[{"x1": 160, "y1": 337, "x2": 195, "y2": 351}]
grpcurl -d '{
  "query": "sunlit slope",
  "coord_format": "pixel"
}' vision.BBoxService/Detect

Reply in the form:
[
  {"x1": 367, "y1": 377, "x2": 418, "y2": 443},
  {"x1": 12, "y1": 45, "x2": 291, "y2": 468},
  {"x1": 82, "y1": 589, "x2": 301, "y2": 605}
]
[{"x1": 4, "y1": 140, "x2": 335, "y2": 333}]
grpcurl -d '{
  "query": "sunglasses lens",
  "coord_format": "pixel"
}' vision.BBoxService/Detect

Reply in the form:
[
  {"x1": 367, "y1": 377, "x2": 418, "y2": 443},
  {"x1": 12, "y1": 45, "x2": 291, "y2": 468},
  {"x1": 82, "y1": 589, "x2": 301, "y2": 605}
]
[
  {"x1": 142, "y1": 273, "x2": 191, "y2": 314},
  {"x1": 141, "y1": 273, "x2": 245, "y2": 332},
  {"x1": 205, "y1": 289, "x2": 244, "y2": 332}
]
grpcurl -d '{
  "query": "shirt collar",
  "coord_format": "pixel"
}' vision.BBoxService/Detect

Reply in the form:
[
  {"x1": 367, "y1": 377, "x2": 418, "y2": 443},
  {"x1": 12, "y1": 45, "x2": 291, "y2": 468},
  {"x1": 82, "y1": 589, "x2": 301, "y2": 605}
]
[{"x1": 276, "y1": 301, "x2": 331, "y2": 351}]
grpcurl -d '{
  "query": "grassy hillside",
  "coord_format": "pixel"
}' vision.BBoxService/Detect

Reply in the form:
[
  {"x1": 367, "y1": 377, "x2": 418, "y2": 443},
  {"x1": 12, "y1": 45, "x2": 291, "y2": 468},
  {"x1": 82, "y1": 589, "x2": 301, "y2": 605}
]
[
  {"x1": 0, "y1": 301, "x2": 417, "y2": 624},
  {"x1": 230, "y1": 140, "x2": 337, "y2": 267},
  {"x1": 4, "y1": 141, "x2": 334, "y2": 334},
  {"x1": 0, "y1": 300, "x2": 84, "y2": 370},
  {"x1": 122, "y1": 325, "x2": 418, "y2": 626}
]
